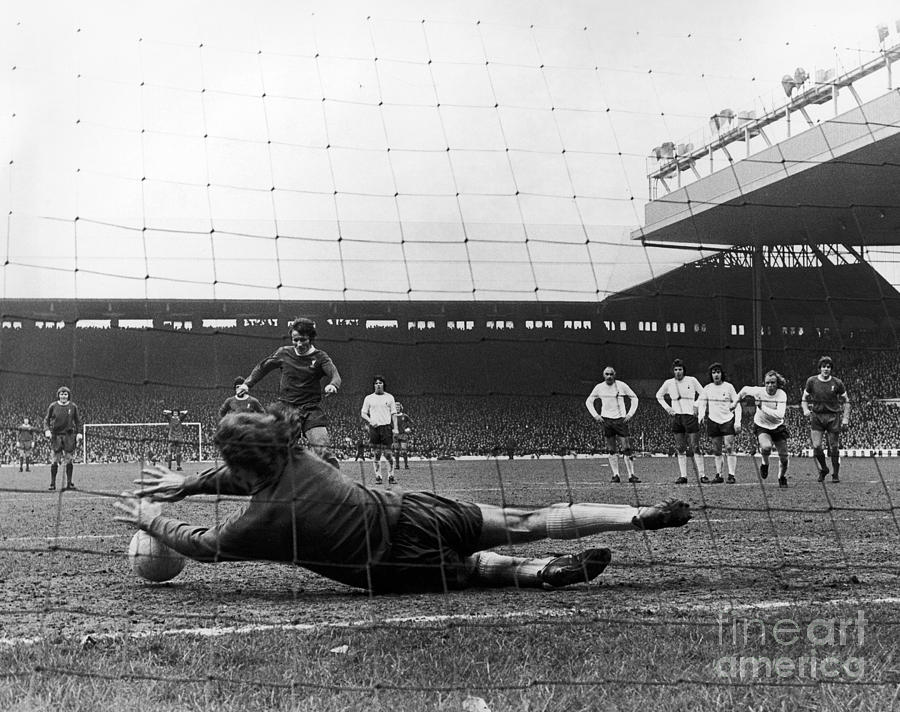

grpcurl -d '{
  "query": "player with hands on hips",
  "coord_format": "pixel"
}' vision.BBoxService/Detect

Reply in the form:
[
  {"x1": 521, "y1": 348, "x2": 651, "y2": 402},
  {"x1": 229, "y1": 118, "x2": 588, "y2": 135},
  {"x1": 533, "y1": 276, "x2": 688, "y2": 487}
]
[{"x1": 585, "y1": 366, "x2": 640, "y2": 483}]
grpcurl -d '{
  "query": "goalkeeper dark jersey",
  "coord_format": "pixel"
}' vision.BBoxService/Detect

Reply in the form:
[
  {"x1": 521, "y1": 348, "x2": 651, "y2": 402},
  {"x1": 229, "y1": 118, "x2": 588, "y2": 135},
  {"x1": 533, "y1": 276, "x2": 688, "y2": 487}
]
[
  {"x1": 244, "y1": 346, "x2": 340, "y2": 407},
  {"x1": 146, "y1": 449, "x2": 403, "y2": 590}
]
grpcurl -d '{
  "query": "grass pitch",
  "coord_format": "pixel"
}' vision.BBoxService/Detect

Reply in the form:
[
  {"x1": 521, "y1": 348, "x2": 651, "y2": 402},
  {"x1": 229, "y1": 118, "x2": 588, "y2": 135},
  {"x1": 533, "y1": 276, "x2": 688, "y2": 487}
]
[{"x1": 0, "y1": 455, "x2": 899, "y2": 711}]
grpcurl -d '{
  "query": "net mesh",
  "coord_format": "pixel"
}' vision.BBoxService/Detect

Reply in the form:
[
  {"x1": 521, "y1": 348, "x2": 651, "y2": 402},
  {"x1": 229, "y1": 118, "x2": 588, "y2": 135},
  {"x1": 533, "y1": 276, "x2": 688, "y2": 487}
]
[{"x1": 1, "y1": 3, "x2": 900, "y2": 709}]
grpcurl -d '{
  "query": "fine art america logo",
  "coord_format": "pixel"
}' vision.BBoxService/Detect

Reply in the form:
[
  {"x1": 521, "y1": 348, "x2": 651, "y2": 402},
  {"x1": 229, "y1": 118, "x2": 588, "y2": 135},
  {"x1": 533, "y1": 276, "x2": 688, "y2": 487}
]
[{"x1": 714, "y1": 611, "x2": 866, "y2": 680}]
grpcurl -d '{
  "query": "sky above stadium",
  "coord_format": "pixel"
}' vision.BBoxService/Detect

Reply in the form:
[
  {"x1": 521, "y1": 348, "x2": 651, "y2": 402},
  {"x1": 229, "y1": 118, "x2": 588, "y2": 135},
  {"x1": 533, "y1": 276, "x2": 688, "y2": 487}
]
[{"x1": 2, "y1": 0, "x2": 900, "y2": 301}]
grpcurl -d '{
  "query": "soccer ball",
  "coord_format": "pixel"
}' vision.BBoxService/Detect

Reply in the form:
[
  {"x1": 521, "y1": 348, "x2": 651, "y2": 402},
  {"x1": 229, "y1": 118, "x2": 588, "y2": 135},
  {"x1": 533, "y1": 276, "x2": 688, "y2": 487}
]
[{"x1": 127, "y1": 530, "x2": 186, "y2": 583}]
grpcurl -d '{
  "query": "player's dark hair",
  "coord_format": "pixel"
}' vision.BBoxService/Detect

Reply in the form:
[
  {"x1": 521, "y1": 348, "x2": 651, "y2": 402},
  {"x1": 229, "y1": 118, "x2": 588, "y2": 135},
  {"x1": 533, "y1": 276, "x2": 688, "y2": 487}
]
[
  {"x1": 289, "y1": 317, "x2": 317, "y2": 340},
  {"x1": 817, "y1": 355, "x2": 833, "y2": 368},
  {"x1": 708, "y1": 362, "x2": 726, "y2": 380},
  {"x1": 215, "y1": 412, "x2": 291, "y2": 477},
  {"x1": 395, "y1": 402, "x2": 403, "y2": 410},
  {"x1": 672, "y1": 358, "x2": 684, "y2": 369},
  {"x1": 57, "y1": 386, "x2": 70, "y2": 397},
  {"x1": 233, "y1": 376, "x2": 245, "y2": 388},
  {"x1": 764, "y1": 370, "x2": 786, "y2": 389},
  {"x1": 373, "y1": 375, "x2": 386, "y2": 387}
]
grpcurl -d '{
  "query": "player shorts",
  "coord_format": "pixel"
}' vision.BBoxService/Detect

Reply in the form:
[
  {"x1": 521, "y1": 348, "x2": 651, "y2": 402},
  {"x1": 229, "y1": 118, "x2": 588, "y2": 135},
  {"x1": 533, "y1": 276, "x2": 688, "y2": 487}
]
[
  {"x1": 369, "y1": 491, "x2": 484, "y2": 593},
  {"x1": 270, "y1": 401, "x2": 329, "y2": 436},
  {"x1": 705, "y1": 418, "x2": 736, "y2": 438},
  {"x1": 167, "y1": 440, "x2": 183, "y2": 454},
  {"x1": 670, "y1": 414, "x2": 700, "y2": 434},
  {"x1": 753, "y1": 424, "x2": 790, "y2": 443},
  {"x1": 18, "y1": 443, "x2": 34, "y2": 454},
  {"x1": 368, "y1": 424, "x2": 393, "y2": 447},
  {"x1": 810, "y1": 412, "x2": 841, "y2": 434},
  {"x1": 50, "y1": 432, "x2": 77, "y2": 454},
  {"x1": 601, "y1": 417, "x2": 630, "y2": 440}
]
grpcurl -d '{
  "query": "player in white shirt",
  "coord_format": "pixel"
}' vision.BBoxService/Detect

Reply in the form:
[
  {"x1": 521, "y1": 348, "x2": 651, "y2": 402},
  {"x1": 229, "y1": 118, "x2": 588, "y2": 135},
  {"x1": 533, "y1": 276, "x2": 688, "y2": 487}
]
[
  {"x1": 361, "y1": 375, "x2": 398, "y2": 485},
  {"x1": 585, "y1": 366, "x2": 640, "y2": 483},
  {"x1": 656, "y1": 358, "x2": 706, "y2": 485},
  {"x1": 732, "y1": 370, "x2": 790, "y2": 488},
  {"x1": 697, "y1": 362, "x2": 741, "y2": 484}
]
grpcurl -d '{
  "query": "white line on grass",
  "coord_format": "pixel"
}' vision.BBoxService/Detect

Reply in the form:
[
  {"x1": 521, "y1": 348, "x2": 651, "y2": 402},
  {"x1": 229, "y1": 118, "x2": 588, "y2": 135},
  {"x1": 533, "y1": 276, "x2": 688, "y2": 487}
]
[{"x1": 3, "y1": 597, "x2": 900, "y2": 648}]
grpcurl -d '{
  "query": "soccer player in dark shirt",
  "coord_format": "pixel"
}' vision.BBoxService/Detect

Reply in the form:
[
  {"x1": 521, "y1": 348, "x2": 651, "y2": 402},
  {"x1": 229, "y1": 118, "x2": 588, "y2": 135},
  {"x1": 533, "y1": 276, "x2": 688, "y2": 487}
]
[
  {"x1": 16, "y1": 417, "x2": 36, "y2": 472},
  {"x1": 237, "y1": 317, "x2": 341, "y2": 457},
  {"x1": 218, "y1": 377, "x2": 265, "y2": 419},
  {"x1": 114, "y1": 411, "x2": 692, "y2": 594},
  {"x1": 44, "y1": 386, "x2": 83, "y2": 490},
  {"x1": 163, "y1": 408, "x2": 189, "y2": 471},
  {"x1": 392, "y1": 402, "x2": 414, "y2": 470},
  {"x1": 801, "y1": 356, "x2": 850, "y2": 483}
]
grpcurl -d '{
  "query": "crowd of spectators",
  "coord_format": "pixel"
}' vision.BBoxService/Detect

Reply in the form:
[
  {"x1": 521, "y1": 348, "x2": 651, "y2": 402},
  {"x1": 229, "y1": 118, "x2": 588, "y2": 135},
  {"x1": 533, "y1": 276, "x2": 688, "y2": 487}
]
[{"x1": 2, "y1": 348, "x2": 900, "y2": 464}]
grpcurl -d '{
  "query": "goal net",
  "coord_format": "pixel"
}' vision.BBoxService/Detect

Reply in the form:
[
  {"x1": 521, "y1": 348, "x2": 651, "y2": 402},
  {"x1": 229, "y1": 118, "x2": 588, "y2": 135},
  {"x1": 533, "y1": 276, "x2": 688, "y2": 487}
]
[
  {"x1": 2, "y1": 3, "x2": 900, "y2": 709},
  {"x1": 82, "y1": 422, "x2": 204, "y2": 464}
]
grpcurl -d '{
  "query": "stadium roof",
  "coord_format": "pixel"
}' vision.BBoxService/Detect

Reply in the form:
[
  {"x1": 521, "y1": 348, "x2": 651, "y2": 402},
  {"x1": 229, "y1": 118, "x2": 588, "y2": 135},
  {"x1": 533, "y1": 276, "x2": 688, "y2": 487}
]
[{"x1": 632, "y1": 90, "x2": 900, "y2": 249}]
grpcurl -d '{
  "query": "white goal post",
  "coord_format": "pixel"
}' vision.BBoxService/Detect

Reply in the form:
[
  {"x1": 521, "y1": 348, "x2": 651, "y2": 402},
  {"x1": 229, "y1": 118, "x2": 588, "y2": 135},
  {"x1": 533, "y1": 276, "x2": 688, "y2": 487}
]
[{"x1": 82, "y1": 422, "x2": 204, "y2": 463}]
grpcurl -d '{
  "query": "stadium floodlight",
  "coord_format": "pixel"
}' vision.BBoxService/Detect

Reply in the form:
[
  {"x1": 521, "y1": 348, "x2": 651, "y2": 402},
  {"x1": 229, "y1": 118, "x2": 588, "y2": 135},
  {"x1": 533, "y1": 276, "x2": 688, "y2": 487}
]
[
  {"x1": 709, "y1": 108, "x2": 735, "y2": 132},
  {"x1": 782, "y1": 68, "x2": 809, "y2": 97},
  {"x1": 658, "y1": 142, "x2": 675, "y2": 159},
  {"x1": 782, "y1": 74, "x2": 796, "y2": 97},
  {"x1": 878, "y1": 23, "x2": 889, "y2": 44}
]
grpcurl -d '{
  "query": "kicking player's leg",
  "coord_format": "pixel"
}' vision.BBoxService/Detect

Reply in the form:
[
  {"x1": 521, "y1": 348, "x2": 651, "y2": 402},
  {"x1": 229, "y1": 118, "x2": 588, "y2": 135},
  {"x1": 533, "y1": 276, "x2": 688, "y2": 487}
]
[
  {"x1": 475, "y1": 498, "x2": 691, "y2": 549},
  {"x1": 757, "y1": 433, "x2": 773, "y2": 479},
  {"x1": 305, "y1": 426, "x2": 331, "y2": 460}
]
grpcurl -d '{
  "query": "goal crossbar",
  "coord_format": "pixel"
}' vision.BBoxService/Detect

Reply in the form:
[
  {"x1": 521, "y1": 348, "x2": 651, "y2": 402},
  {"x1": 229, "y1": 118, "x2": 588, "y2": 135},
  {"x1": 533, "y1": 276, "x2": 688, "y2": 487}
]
[{"x1": 82, "y1": 422, "x2": 204, "y2": 463}]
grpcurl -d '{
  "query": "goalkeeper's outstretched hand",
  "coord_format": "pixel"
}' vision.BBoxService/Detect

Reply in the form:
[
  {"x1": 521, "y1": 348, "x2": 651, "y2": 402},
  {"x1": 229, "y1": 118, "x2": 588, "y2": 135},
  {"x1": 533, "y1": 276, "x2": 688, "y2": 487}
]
[{"x1": 133, "y1": 464, "x2": 187, "y2": 502}]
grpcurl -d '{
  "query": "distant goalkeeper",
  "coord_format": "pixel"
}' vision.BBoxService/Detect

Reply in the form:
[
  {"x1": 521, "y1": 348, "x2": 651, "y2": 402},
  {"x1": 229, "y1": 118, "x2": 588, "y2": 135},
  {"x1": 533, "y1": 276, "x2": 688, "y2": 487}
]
[
  {"x1": 114, "y1": 411, "x2": 692, "y2": 594},
  {"x1": 163, "y1": 408, "x2": 189, "y2": 472},
  {"x1": 44, "y1": 386, "x2": 83, "y2": 491}
]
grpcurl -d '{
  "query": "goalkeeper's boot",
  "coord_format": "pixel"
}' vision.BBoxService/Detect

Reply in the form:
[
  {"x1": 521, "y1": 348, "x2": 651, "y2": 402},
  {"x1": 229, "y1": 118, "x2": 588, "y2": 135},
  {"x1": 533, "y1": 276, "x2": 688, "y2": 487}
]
[
  {"x1": 633, "y1": 499, "x2": 692, "y2": 530},
  {"x1": 374, "y1": 474, "x2": 383, "y2": 485},
  {"x1": 778, "y1": 476, "x2": 788, "y2": 488},
  {"x1": 539, "y1": 548, "x2": 611, "y2": 589}
]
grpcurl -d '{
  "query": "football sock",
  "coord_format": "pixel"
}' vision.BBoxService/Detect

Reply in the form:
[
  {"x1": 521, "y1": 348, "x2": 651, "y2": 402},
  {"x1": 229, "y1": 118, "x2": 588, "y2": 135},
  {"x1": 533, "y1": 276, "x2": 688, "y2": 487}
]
[
  {"x1": 813, "y1": 448, "x2": 828, "y2": 471},
  {"x1": 624, "y1": 456, "x2": 635, "y2": 476},
  {"x1": 677, "y1": 454, "x2": 687, "y2": 478},
  {"x1": 727, "y1": 454, "x2": 737, "y2": 476},
  {"x1": 607, "y1": 455, "x2": 620, "y2": 476},
  {"x1": 469, "y1": 551, "x2": 551, "y2": 588},
  {"x1": 714, "y1": 455, "x2": 724, "y2": 475},
  {"x1": 830, "y1": 450, "x2": 840, "y2": 476},
  {"x1": 65, "y1": 463, "x2": 73, "y2": 485},
  {"x1": 546, "y1": 503, "x2": 640, "y2": 538},
  {"x1": 50, "y1": 463, "x2": 58, "y2": 487},
  {"x1": 693, "y1": 454, "x2": 706, "y2": 478}
]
